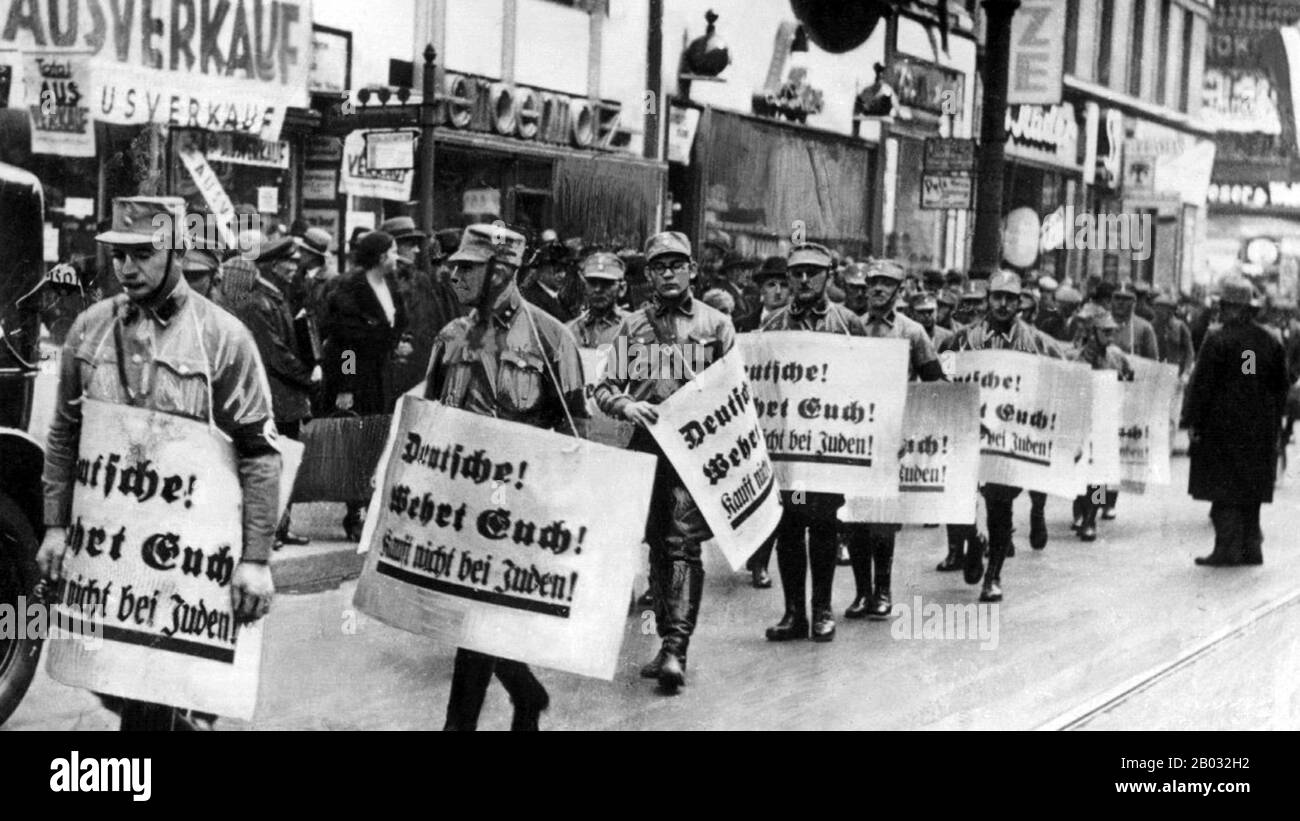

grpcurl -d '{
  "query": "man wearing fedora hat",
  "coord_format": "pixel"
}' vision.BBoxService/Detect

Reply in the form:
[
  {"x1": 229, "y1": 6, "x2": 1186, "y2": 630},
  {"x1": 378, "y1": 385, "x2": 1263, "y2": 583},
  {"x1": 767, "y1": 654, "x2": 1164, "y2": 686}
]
[
  {"x1": 521, "y1": 242, "x2": 575, "y2": 323},
  {"x1": 37, "y1": 196, "x2": 282, "y2": 730},
  {"x1": 1182, "y1": 275, "x2": 1290, "y2": 567},
  {"x1": 380, "y1": 216, "x2": 462, "y2": 401},
  {"x1": 425, "y1": 223, "x2": 588, "y2": 729},
  {"x1": 734, "y1": 255, "x2": 790, "y2": 333}
]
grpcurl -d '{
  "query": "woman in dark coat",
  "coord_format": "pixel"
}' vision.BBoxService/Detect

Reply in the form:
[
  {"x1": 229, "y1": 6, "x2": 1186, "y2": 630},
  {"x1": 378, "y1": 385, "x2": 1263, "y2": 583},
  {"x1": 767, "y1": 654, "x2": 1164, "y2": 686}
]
[
  {"x1": 321, "y1": 230, "x2": 410, "y2": 538},
  {"x1": 1181, "y1": 276, "x2": 1290, "y2": 566}
]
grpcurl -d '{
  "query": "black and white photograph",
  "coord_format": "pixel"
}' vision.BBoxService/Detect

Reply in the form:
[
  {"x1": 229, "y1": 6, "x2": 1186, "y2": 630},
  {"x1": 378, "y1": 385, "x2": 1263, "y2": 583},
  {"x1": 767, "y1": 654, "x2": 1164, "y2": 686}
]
[{"x1": 0, "y1": 0, "x2": 1292, "y2": 797}]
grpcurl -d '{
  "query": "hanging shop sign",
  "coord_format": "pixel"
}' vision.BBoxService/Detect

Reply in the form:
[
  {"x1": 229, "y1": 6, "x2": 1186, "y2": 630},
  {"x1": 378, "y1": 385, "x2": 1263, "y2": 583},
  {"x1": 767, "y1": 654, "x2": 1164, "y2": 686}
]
[
  {"x1": 923, "y1": 138, "x2": 977, "y2": 173},
  {"x1": 340, "y1": 130, "x2": 412, "y2": 201},
  {"x1": 887, "y1": 55, "x2": 964, "y2": 118},
  {"x1": 667, "y1": 104, "x2": 701, "y2": 165},
  {"x1": 461, "y1": 187, "x2": 501, "y2": 217},
  {"x1": 920, "y1": 173, "x2": 973, "y2": 210},
  {"x1": 364, "y1": 130, "x2": 416, "y2": 171},
  {"x1": 178, "y1": 147, "x2": 237, "y2": 248},
  {"x1": 0, "y1": 0, "x2": 313, "y2": 142},
  {"x1": 1007, "y1": 0, "x2": 1066, "y2": 105},
  {"x1": 1004, "y1": 103, "x2": 1080, "y2": 171}
]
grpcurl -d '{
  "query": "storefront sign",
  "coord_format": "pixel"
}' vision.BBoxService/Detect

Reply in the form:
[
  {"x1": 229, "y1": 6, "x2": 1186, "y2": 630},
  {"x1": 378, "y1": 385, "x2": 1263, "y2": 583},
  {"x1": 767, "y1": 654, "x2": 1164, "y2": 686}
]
[
  {"x1": 1207, "y1": 182, "x2": 1271, "y2": 209},
  {"x1": 1201, "y1": 67, "x2": 1283, "y2": 134},
  {"x1": 0, "y1": 0, "x2": 312, "y2": 141},
  {"x1": 178, "y1": 148, "x2": 236, "y2": 248},
  {"x1": 1126, "y1": 121, "x2": 1216, "y2": 205},
  {"x1": 302, "y1": 169, "x2": 337, "y2": 202},
  {"x1": 307, "y1": 135, "x2": 343, "y2": 163},
  {"x1": 22, "y1": 52, "x2": 94, "y2": 157},
  {"x1": 309, "y1": 24, "x2": 350, "y2": 95},
  {"x1": 1004, "y1": 103, "x2": 1080, "y2": 171},
  {"x1": 1008, "y1": 0, "x2": 1065, "y2": 105},
  {"x1": 353, "y1": 396, "x2": 653, "y2": 680},
  {"x1": 667, "y1": 105, "x2": 701, "y2": 165},
  {"x1": 365, "y1": 130, "x2": 416, "y2": 171},
  {"x1": 462, "y1": 187, "x2": 501, "y2": 217},
  {"x1": 923, "y1": 138, "x2": 976, "y2": 173},
  {"x1": 887, "y1": 55, "x2": 964, "y2": 118},
  {"x1": 436, "y1": 71, "x2": 622, "y2": 151},
  {"x1": 921, "y1": 173, "x2": 973, "y2": 210},
  {"x1": 204, "y1": 134, "x2": 291, "y2": 169}
]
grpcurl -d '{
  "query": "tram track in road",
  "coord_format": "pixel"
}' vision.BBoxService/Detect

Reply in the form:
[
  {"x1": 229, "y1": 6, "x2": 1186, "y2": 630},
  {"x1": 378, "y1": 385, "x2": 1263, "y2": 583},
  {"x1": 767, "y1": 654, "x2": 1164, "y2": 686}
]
[{"x1": 1039, "y1": 587, "x2": 1300, "y2": 731}]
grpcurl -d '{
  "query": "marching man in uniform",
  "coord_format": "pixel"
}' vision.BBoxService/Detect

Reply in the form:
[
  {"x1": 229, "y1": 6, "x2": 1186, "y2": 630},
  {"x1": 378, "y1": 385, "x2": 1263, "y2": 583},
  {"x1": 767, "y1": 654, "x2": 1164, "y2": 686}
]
[
  {"x1": 567, "y1": 252, "x2": 629, "y2": 349},
  {"x1": 595, "y1": 231, "x2": 735, "y2": 692},
  {"x1": 758, "y1": 243, "x2": 867, "y2": 642},
  {"x1": 425, "y1": 223, "x2": 589, "y2": 730},
  {"x1": 840, "y1": 259, "x2": 945, "y2": 620},
  {"x1": 37, "y1": 197, "x2": 282, "y2": 731},
  {"x1": 939, "y1": 271, "x2": 1064, "y2": 602}
]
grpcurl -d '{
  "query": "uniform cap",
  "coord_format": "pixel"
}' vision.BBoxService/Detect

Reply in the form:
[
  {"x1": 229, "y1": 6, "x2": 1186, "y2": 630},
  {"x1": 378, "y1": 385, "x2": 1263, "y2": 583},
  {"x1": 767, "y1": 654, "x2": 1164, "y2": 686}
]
[
  {"x1": 1218, "y1": 275, "x2": 1261, "y2": 307},
  {"x1": 581, "y1": 252, "x2": 626, "y2": 281},
  {"x1": 961, "y1": 280, "x2": 988, "y2": 300},
  {"x1": 787, "y1": 242, "x2": 834, "y2": 269},
  {"x1": 988, "y1": 270, "x2": 1023, "y2": 296},
  {"x1": 936, "y1": 287, "x2": 960, "y2": 307},
  {"x1": 450, "y1": 223, "x2": 528, "y2": 266},
  {"x1": 645, "y1": 231, "x2": 693, "y2": 262},
  {"x1": 910, "y1": 292, "x2": 937, "y2": 311},
  {"x1": 1152, "y1": 291, "x2": 1177, "y2": 308},
  {"x1": 1036, "y1": 275, "x2": 1059, "y2": 292},
  {"x1": 841, "y1": 262, "x2": 869, "y2": 286},
  {"x1": 1056, "y1": 285, "x2": 1083, "y2": 305},
  {"x1": 862, "y1": 258, "x2": 906, "y2": 282},
  {"x1": 255, "y1": 236, "x2": 301, "y2": 264},
  {"x1": 95, "y1": 196, "x2": 187, "y2": 248},
  {"x1": 182, "y1": 247, "x2": 221, "y2": 273},
  {"x1": 1113, "y1": 281, "x2": 1138, "y2": 300}
]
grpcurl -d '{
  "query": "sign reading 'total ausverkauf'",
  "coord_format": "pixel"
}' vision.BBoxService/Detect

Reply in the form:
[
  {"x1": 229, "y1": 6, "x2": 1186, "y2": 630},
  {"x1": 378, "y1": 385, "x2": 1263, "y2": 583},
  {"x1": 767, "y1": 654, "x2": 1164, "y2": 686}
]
[
  {"x1": 22, "y1": 52, "x2": 95, "y2": 157},
  {"x1": 353, "y1": 396, "x2": 654, "y2": 680},
  {"x1": 647, "y1": 349, "x2": 782, "y2": 571},
  {"x1": 0, "y1": 0, "x2": 314, "y2": 141},
  {"x1": 949, "y1": 350, "x2": 1093, "y2": 497},
  {"x1": 45, "y1": 400, "x2": 263, "y2": 719},
  {"x1": 738, "y1": 333, "x2": 909, "y2": 499}
]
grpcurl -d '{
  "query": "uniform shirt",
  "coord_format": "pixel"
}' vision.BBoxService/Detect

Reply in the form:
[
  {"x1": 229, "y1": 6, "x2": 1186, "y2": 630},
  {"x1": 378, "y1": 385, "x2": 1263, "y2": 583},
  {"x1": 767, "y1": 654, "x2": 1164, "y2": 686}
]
[
  {"x1": 860, "y1": 307, "x2": 939, "y2": 380},
  {"x1": 759, "y1": 297, "x2": 867, "y2": 335},
  {"x1": 595, "y1": 294, "x2": 735, "y2": 415},
  {"x1": 1114, "y1": 313, "x2": 1159, "y2": 360},
  {"x1": 567, "y1": 306, "x2": 629, "y2": 349},
  {"x1": 424, "y1": 284, "x2": 588, "y2": 434},
  {"x1": 940, "y1": 317, "x2": 1066, "y2": 359},
  {"x1": 42, "y1": 278, "x2": 281, "y2": 560},
  {"x1": 929, "y1": 323, "x2": 954, "y2": 350},
  {"x1": 1152, "y1": 315, "x2": 1195, "y2": 376}
]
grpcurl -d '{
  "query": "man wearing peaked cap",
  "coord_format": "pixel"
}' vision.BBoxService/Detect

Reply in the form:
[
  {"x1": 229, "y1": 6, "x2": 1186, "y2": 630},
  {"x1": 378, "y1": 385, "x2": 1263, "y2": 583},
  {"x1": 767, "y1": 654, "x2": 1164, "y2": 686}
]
[
  {"x1": 1100, "y1": 281, "x2": 1159, "y2": 524},
  {"x1": 425, "y1": 222, "x2": 588, "y2": 730},
  {"x1": 936, "y1": 286, "x2": 959, "y2": 331},
  {"x1": 39, "y1": 196, "x2": 281, "y2": 731},
  {"x1": 594, "y1": 230, "x2": 735, "y2": 692},
  {"x1": 911, "y1": 290, "x2": 951, "y2": 349},
  {"x1": 567, "y1": 252, "x2": 629, "y2": 349},
  {"x1": 755, "y1": 242, "x2": 868, "y2": 644},
  {"x1": 939, "y1": 270, "x2": 1065, "y2": 603},
  {"x1": 1182, "y1": 274, "x2": 1289, "y2": 568},
  {"x1": 1152, "y1": 289, "x2": 1194, "y2": 377},
  {"x1": 953, "y1": 278, "x2": 988, "y2": 327},
  {"x1": 838, "y1": 257, "x2": 945, "y2": 621},
  {"x1": 182, "y1": 233, "x2": 224, "y2": 303}
]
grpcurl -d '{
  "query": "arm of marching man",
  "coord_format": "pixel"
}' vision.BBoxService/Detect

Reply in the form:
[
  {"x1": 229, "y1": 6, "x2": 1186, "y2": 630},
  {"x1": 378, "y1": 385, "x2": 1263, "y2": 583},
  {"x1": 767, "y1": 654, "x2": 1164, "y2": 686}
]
[
  {"x1": 42, "y1": 311, "x2": 92, "y2": 528},
  {"x1": 593, "y1": 314, "x2": 636, "y2": 419},
  {"x1": 210, "y1": 322, "x2": 283, "y2": 564}
]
